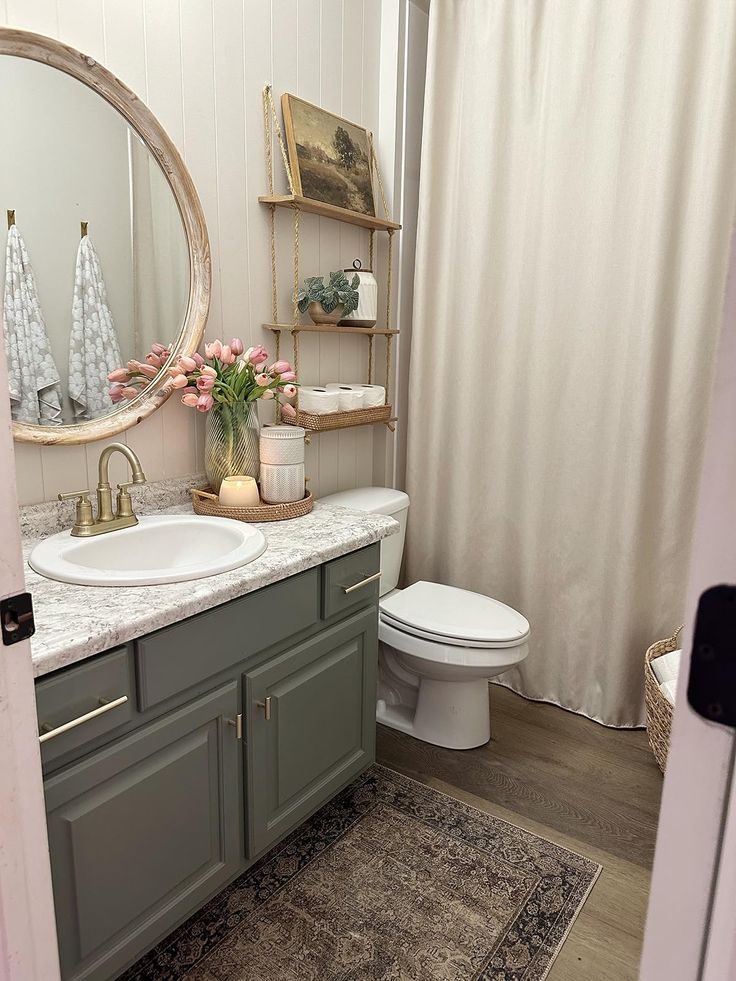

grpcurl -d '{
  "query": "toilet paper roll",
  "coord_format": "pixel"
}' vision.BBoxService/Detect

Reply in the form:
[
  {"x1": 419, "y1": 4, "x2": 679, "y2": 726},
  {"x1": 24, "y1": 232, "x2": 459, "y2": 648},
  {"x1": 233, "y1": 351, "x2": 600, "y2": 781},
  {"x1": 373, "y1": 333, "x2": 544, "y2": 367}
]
[
  {"x1": 344, "y1": 383, "x2": 386, "y2": 408},
  {"x1": 326, "y1": 384, "x2": 366, "y2": 411},
  {"x1": 297, "y1": 386, "x2": 339, "y2": 414}
]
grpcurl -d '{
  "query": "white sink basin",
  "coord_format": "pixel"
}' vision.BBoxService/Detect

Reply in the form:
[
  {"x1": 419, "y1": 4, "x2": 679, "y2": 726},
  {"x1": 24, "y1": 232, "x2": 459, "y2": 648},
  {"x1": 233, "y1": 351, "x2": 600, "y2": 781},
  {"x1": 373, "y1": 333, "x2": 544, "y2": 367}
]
[{"x1": 29, "y1": 514, "x2": 267, "y2": 586}]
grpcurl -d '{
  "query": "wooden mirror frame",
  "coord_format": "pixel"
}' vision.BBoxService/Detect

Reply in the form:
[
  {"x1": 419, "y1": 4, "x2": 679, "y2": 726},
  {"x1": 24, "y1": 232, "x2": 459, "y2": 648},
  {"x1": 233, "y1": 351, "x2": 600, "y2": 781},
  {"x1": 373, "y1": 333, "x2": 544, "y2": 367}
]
[{"x1": 1, "y1": 28, "x2": 210, "y2": 445}]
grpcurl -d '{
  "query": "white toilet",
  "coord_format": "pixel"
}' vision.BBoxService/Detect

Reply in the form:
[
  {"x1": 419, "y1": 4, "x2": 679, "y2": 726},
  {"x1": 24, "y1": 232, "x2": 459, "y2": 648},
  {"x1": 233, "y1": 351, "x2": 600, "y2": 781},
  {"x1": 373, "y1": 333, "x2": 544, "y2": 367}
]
[{"x1": 321, "y1": 487, "x2": 530, "y2": 750}]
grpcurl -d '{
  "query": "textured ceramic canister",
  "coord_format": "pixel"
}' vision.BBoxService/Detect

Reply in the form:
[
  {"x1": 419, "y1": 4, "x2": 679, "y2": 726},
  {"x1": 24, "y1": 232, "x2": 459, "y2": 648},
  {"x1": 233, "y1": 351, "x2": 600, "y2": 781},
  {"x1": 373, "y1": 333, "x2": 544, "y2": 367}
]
[
  {"x1": 259, "y1": 425, "x2": 306, "y2": 465},
  {"x1": 339, "y1": 259, "x2": 377, "y2": 327}
]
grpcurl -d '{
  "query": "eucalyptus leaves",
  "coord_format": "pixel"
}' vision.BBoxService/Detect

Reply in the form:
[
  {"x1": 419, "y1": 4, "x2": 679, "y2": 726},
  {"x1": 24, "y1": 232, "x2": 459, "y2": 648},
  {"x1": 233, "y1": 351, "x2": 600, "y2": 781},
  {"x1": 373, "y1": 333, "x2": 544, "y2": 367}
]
[{"x1": 297, "y1": 270, "x2": 360, "y2": 319}]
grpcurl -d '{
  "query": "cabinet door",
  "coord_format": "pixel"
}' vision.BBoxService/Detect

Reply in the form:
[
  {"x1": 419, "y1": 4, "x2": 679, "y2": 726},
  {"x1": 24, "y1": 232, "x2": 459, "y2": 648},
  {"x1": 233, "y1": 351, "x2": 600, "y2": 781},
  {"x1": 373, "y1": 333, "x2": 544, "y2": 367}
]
[
  {"x1": 44, "y1": 682, "x2": 241, "y2": 981},
  {"x1": 246, "y1": 609, "x2": 378, "y2": 856}
]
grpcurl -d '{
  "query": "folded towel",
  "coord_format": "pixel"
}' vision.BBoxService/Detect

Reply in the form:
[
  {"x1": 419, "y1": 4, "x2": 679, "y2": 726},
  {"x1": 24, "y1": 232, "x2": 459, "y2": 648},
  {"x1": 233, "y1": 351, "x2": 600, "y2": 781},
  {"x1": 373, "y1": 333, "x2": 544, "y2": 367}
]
[
  {"x1": 651, "y1": 649, "x2": 681, "y2": 686},
  {"x1": 660, "y1": 680, "x2": 677, "y2": 706},
  {"x1": 3, "y1": 224, "x2": 63, "y2": 425},
  {"x1": 68, "y1": 235, "x2": 123, "y2": 420}
]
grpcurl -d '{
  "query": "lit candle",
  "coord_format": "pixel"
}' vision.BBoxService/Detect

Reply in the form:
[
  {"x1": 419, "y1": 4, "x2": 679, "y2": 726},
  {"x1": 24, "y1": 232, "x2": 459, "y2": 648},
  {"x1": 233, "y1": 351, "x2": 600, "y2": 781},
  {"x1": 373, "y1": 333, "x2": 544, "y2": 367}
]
[{"x1": 218, "y1": 475, "x2": 260, "y2": 507}]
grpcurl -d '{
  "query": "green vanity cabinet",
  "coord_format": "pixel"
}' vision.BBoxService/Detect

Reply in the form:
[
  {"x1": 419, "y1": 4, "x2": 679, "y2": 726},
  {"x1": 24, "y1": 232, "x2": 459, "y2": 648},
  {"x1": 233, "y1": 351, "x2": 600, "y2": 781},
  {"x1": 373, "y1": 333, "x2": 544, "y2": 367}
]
[
  {"x1": 37, "y1": 543, "x2": 382, "y2": 981},
  {"x1": 246, "y1": 608, "x2": 378, "y2": 856},
  {"x1": 44, "y1": 682, "x2": 241, "y2": 981}
]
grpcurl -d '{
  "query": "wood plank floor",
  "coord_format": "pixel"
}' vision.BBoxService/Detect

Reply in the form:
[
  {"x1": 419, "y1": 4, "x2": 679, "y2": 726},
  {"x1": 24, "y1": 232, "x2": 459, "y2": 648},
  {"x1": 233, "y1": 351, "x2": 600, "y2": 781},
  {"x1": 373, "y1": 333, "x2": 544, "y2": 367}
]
[{"x1": 375, "y1": 684, "x2": 664, "y2": 981}]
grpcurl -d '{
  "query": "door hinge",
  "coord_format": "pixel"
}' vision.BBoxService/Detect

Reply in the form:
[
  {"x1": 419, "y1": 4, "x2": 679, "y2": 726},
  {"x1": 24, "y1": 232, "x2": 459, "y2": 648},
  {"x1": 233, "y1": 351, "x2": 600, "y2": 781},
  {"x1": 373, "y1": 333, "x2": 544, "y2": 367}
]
[
  {"x1": 687, "y1": 585, "x2": 736, "y2": 729},
  {"x1": 1, "y1": 592, "x2": 35, "y2": 646}
]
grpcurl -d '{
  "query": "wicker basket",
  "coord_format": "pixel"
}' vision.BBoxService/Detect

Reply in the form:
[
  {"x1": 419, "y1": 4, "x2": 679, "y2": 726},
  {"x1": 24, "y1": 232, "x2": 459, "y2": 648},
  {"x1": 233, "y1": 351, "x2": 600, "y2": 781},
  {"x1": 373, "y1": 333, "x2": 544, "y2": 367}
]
[
  {"x1": 190, "y1": 487, "x2": 313, "y2": 522},
  {"x1": 644, "y1": 625, "x2": 683, "y2": 773},
  {"x1": 285, "y1": 404, "x2": 392, "y2": 432}
]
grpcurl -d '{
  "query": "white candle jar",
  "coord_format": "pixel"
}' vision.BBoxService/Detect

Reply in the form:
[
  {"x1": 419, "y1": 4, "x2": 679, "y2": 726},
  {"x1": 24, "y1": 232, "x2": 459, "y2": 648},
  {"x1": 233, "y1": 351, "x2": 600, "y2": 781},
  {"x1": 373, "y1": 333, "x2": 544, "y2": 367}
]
[{"x1": 339, "y1": 259, "x2": 378, "y2": 327}]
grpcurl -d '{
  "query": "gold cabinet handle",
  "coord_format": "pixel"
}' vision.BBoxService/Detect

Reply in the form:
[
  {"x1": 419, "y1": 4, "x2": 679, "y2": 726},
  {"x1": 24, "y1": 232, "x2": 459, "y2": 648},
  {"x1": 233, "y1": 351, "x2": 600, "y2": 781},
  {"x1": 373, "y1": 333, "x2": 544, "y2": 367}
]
[
  {"x1": 39, "y1": 695, "x2": 128, "y2": 744},
  {"x1": 256, "y1": 697, "x2": 272, "y2": 721},
  {"x1": 226, "y1": 713, "x2": 243, "y2": 739},
  {"x1": 342, "y1": 571, "x2": 382, "y2": 595}
]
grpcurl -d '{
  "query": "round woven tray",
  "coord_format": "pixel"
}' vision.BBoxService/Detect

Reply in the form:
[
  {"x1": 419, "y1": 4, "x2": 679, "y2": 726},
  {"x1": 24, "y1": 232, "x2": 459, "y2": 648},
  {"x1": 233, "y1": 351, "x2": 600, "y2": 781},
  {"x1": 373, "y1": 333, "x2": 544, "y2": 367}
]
[
  {"x1": 191, "y1": 487, "x2": 313, "y2": 522},
  {"x1": 644, "y1": 624, "x2": 683, "y2": 773}
]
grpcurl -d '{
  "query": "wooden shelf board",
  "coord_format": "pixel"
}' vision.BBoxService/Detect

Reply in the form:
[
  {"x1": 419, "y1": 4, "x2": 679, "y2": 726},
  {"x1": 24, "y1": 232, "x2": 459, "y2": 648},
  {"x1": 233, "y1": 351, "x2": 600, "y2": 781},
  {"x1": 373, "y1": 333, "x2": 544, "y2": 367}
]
[
  {"x1": 259, "y1": 194, "x2": 401, "y2": 232},
  {"x1": 265, "y1": 322, "x2": 399, "y2": 336}
]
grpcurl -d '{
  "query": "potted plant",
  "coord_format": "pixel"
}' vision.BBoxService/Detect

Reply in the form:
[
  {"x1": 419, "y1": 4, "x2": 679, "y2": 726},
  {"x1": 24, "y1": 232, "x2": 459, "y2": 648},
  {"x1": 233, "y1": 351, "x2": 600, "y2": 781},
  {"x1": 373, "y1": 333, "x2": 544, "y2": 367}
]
[
  {"x1": 109, "y1": 339, "x2": 297, "y2": 493},
  {"x1": 297, "y1": 270, "x2": 360, "y2": 325}
]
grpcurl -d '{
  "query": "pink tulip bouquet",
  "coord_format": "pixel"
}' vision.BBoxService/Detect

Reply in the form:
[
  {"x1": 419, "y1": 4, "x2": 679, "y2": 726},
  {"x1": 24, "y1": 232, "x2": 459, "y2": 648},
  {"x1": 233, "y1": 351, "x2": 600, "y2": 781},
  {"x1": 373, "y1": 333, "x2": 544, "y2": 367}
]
[
  {"x1": 168, "y1": 339, "x2": 297, "y2": 416},
  {"x1": 107, "y1": 339, "x2": 297, "y2": 415}
]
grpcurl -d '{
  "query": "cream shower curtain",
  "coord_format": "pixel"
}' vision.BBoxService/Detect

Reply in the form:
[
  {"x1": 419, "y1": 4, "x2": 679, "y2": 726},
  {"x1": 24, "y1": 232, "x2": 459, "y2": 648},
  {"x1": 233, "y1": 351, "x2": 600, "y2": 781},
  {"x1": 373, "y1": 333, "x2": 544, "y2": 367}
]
[{"x1": 405, "y1": 0, "x2": 736, "y2": 726}]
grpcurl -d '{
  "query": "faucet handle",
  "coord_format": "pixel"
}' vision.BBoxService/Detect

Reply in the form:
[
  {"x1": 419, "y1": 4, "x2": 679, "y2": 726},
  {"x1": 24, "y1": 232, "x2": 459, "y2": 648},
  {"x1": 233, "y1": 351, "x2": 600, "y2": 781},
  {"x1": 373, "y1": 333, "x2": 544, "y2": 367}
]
[
  {"x1": 58, "y1": 489, "x2": 94, "y2": 531},
  {"x1": 116, "y1": 481, "x2": 138, "y2": 519}
]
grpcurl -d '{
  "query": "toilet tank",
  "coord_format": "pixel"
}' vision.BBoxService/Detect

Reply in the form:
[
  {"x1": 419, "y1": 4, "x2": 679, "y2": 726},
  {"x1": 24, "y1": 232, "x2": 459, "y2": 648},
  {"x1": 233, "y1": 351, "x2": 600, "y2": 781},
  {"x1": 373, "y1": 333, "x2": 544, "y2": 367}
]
[{"x1": 319, "y1": 487, "x2": 409, "y2": 596}]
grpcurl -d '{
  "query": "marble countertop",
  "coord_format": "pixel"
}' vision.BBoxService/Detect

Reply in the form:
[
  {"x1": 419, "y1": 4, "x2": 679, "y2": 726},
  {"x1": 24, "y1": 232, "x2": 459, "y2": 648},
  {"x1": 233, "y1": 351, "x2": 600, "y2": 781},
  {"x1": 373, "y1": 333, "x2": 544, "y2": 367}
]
[{"x1": 25, "y1": 499, "x2": 398, "y2": 679}]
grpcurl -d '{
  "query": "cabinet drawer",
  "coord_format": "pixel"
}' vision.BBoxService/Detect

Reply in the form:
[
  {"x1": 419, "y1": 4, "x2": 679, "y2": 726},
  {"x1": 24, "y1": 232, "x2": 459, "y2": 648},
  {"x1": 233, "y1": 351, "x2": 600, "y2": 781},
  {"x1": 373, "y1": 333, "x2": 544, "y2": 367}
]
[
  {"x1": 135, "y1": 568, "x2": 320, "y2": 710},
  {"x1": 322, "y1": 543, "x2": 381, "y2": 620},
  {"x1": 36, "y1": 647, "x2": 135, "y2": 768}
]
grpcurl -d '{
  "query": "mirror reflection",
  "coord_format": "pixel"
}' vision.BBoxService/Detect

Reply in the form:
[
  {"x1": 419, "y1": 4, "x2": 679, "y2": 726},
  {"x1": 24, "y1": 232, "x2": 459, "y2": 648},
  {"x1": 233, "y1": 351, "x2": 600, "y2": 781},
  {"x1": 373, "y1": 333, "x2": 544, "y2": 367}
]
[{"x1": 0, "y1": 56, "x2": 189, "y2": 426}]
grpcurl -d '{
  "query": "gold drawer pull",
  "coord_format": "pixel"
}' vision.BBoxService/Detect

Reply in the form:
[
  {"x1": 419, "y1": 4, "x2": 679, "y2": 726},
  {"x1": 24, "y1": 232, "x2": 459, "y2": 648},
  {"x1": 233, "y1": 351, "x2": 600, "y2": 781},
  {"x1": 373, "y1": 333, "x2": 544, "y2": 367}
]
[
  {"x1": 39, "y1": 695, "x2": 128, "y2": 744},
  {"x1": 256, "y1": 697, "x2": 272, "y2": 721},
  {"x1": 342, "y1": 572, "x2": 382, "y2": 595}
]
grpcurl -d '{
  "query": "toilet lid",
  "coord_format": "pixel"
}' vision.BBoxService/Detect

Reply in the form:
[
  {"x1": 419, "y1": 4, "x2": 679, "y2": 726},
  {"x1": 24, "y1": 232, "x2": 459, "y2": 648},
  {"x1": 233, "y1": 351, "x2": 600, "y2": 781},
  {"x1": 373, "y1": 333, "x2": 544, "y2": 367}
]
[{"x1": 380, "y1": 581, "x2": 530, "y2": 648}]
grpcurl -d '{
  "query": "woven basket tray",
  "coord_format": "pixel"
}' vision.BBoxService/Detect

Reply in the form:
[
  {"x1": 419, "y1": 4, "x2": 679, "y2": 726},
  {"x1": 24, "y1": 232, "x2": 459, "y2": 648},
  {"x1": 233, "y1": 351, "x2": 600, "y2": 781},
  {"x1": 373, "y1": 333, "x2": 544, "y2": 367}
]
[
  {"x1": 644, "y1": 625, "x2": 683, "y2": 773},
  {"x1": 191, "y1": 487, "x2": 313, "y2": 522},
  {"x1": 285, "y1": 404, "x2": 392, "y2": 431}
]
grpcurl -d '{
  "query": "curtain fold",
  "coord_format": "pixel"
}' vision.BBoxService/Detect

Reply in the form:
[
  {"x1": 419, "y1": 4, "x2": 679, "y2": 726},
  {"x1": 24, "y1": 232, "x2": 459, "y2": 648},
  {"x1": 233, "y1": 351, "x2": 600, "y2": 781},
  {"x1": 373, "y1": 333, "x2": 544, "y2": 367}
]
[{"x1": 405, "y1": 0, "x2": 736, "y2": 726}]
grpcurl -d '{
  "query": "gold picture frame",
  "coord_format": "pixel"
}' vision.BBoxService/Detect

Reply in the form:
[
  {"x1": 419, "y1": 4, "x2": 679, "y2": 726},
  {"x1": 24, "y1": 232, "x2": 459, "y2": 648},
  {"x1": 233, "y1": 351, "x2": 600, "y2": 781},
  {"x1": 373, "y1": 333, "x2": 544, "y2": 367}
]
[{"x1": 281, "y1": 93, "x2": 376, "y2": 218}]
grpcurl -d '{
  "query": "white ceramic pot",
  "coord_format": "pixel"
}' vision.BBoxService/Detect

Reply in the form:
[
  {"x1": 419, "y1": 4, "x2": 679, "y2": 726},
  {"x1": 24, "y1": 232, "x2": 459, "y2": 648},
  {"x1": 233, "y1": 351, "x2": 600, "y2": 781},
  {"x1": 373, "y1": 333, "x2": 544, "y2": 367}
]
[
  {"x1": 339, "y1": 259, "x2": 377, "y2": 327},
  {"x1": 260, "y1": 462, "x2": 305, "y2": 504}
]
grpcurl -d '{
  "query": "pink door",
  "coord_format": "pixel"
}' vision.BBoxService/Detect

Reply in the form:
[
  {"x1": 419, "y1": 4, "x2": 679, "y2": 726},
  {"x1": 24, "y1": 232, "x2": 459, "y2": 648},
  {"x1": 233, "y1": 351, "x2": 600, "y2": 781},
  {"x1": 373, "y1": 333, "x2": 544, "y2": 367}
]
[{"x1": 640, "y1": 235, "x2": 736, "y2": 980}]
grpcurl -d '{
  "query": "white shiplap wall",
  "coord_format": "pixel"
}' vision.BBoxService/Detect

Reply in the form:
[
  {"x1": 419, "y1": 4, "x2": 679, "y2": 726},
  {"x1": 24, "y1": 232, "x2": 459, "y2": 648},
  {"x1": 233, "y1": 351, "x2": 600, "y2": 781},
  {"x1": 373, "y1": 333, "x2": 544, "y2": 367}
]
[{"x1": 2, "y1": 0, "x2": 398, "y2": 503}]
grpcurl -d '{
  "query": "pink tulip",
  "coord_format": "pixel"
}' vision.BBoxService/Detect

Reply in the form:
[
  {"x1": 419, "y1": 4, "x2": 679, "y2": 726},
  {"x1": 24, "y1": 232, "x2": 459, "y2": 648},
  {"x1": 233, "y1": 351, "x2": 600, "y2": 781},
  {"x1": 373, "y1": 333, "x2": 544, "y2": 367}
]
[
  {"x1": 280, "y1": 402, "x2": 297, "y2": 418},
  {"x1": 137, "y1": 363, "x2": 159, "y2": 378},
  {"x1": 168, "y1": 364, "x2": 185, "y2": 378},
  {"x1": 107, "y1": 367, "x2": 130, "y2": 383},
  {"x1": 192, "y1": 352, "x2": 204, "y2": 367},
  {"x1": 205, "y1": 340, "x2": 222, "y2": 360},
  {"x1": 230, "y1": 338, "x2": 244, "y2": 356},
  {"x1": 281, "y1": 384, "x2": 297, "y2": 398},
  {"x1": 255, "y1": 373, "x2": 271, "y2": 387},
  {"x1": 170, "y1": 373, "x2": 189, "y2": 389},
  {"x1": 246, "y1": 345, "x2": 269, "y2": 366},
  {"x1": 269, "y1": 360, "x2": 292, "y2": 375},
  {"x1": 181, "y1": 393, "x2": 199, "y2": 407},
  {"x1": 220, "y1": 345, "x2": 234, "y2": 365},
  {"x1": 260, "y1": 389, "x2": 275, "y2": 401},
  {"x1": 127, "y1": 360, "x2": 143, "y2": 372},
  {"x1": 200, "y1": 365, "x2": 217, "y2": 378},
  {"x1": 196, "y1": 394, "x2": 214, "y2": 412},
  {"x1": 109, "y1": 384, "x2": 125, "y2": 403},
  {"x1": 121, "y1": 386, "x2": 140, "y2": 400},
  {"x1": 151, "y1": 342, "x2": 168, "y2": 357},
  {"x1": 196, "y1": 374, "x2": 215, "y2": 392},
  {"x1": 178, "y1": 355, "x2": 197, "y2": 372},
  {"x1": 278, "y1": 370, "x2": 296, "y2": 383},
  {"x1": 183, "y1": 385, "x2": 198, "y2": 395},
  {"x1": 145, "y1": 352, "x2": 163, "y2": 368}
]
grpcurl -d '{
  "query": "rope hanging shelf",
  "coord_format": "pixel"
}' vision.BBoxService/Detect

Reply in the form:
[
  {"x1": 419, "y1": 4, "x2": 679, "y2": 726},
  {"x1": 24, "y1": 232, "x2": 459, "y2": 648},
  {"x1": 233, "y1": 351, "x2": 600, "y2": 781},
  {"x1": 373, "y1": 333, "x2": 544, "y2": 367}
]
[{"x1": 260, "y1": 83, "x2": 401, "y2": 435}]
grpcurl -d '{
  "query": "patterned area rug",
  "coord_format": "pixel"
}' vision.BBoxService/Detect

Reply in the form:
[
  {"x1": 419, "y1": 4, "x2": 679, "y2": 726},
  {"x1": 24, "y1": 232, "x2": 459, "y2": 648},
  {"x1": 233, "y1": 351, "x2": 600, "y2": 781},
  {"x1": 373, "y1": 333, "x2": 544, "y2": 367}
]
[{"x1": 123, "y1": 765, "x2": 600, "y2": 981}]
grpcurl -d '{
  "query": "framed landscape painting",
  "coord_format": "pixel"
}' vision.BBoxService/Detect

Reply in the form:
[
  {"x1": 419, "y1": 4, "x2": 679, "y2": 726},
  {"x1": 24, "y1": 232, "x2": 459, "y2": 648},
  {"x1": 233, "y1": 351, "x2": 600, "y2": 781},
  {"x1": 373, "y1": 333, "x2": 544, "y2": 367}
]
[{"x1": 281, "y1": 94, "x2": 376, "y2": 217}]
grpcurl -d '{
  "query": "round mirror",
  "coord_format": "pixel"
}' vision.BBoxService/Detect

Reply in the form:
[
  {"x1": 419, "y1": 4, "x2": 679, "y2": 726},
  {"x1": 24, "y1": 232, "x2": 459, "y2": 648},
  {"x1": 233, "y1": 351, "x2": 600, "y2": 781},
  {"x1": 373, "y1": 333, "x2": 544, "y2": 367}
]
[{"x1": 0, "y1": 29, "x2": 210, "y2": 444}]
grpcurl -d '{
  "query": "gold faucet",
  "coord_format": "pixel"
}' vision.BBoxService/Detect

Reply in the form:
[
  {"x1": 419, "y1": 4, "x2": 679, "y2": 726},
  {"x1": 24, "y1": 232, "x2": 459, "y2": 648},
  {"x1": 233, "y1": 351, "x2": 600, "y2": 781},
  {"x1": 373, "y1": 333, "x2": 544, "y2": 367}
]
[{"x1": 58, "y1": 443, "x2": 147, "y2": 537}]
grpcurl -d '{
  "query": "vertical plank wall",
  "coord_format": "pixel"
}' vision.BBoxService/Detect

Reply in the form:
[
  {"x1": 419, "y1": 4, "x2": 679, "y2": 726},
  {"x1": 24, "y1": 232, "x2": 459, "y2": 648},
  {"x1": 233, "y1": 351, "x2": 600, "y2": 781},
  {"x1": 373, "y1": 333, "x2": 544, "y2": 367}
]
[{"x1": 1, "y1": 0, "x2": 400, "y2": 504}]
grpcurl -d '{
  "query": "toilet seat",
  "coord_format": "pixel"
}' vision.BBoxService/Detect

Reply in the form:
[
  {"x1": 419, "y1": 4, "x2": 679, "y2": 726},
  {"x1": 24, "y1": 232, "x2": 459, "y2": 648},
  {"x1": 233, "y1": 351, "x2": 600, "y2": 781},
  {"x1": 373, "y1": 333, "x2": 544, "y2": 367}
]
[{"x1": 379, "y1": 581, "x2": 530, "y2": 650}]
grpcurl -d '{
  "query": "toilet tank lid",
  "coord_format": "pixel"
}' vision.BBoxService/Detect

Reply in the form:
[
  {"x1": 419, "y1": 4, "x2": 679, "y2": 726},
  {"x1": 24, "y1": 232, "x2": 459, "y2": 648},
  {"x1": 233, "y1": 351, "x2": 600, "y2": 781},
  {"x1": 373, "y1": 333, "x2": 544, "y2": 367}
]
[{"x1": 320, "y1": 486, "x2": 409, "y2": 516}]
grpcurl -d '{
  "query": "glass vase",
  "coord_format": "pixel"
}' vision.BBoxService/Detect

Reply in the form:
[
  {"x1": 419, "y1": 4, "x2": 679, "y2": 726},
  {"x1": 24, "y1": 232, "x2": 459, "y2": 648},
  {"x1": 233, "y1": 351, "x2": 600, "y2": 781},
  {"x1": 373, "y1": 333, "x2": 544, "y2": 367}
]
[{"x1": 205, "y1": 402, "x2": 260, "y2": 493}]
